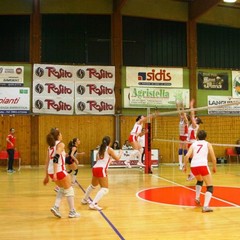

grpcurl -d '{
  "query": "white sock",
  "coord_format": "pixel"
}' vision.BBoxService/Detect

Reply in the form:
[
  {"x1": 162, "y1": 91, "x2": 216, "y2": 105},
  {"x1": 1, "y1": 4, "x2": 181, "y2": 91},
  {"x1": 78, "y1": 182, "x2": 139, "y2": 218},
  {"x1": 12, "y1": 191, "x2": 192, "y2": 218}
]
[
  {"x1": 55, "y1": 188, "x2": 64, "y2": 208},
  {"x1": 195, "y1": 185, "x2": 202, "y2": 200},
  {"x1": 67, "y1": 196, "x2": 75, "y2": 211},
  {"x1": 204, "y1": 191, "x2": 212, "y2": 207},
  {"x1": 84, "y1": 184, "x2": 95, "y2": 200},
  {"x1": 178, "y1": 155, "x2": 183, "y2": 167},
  {"x1": 92, "y1": 188, "x2": 109, "y2": 205}
]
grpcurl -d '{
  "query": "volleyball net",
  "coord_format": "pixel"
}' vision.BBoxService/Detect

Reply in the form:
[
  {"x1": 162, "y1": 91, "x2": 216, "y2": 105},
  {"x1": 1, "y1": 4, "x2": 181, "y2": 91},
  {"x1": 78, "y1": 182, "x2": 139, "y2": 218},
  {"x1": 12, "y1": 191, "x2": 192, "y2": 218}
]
[{"x1": 144, "y1": 100, "x2": 240, "y2": 170}]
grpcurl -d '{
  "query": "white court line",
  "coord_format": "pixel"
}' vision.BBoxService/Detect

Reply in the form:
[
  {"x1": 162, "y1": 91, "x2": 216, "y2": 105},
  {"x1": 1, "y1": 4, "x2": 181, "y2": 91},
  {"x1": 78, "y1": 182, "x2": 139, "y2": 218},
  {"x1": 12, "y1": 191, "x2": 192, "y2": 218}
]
[{"x1": 136, "y1": 172, "x2": 240, "y2": 208}]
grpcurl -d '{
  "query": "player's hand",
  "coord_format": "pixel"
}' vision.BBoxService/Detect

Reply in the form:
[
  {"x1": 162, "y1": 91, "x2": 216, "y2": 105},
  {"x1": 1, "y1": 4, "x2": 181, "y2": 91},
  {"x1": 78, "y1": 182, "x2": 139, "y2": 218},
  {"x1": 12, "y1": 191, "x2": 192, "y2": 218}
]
[
  {"x1": 212, "y1": 166, "x2": 217, "y2": 173},
  {"x1": 182, "y1": 165, "x2": 187, "y2": 173},
  {"x1": 43, "y1": 176, "x2": 49, "y2": 185}
]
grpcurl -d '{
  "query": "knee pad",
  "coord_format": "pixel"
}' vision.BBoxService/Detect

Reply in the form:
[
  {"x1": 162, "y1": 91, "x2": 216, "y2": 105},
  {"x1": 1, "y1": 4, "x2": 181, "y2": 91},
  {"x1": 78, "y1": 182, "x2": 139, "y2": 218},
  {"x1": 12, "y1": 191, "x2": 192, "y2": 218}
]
[
  {"x1": 64, "y1": 186, "x2": 74, "y2": 197},
  {"x1": 91, "y1": 184, "x2": 96, "y2": 189},
  {"x1": 178, "y1": 149, "x2": 183, "y2": 155},
  {"x1": 196, "y1": 181, "x2": 203, "y2": 186},
  {"x1": 101, "y1": 187, "x2": 109, "y2": 195},
  {"x1": 74, "y1": 169, "x2": 78, "y2": 176},
  {"x1": 207, "y1": 186, "x2": 213, "y2": 194},
  {"x1": 68, "y1": 169, "x2": 73, "y2": 174},
  {"x1": 183, "y1": 149, "x2": 188, "y2": 155}
]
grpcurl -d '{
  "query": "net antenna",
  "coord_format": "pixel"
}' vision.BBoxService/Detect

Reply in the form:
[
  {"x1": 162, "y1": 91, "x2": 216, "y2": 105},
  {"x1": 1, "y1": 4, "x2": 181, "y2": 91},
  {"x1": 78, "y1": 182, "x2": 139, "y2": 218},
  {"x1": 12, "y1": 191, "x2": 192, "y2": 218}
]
[{"x1": 145, "y1": 108, "x2": 152, "y2": 174}]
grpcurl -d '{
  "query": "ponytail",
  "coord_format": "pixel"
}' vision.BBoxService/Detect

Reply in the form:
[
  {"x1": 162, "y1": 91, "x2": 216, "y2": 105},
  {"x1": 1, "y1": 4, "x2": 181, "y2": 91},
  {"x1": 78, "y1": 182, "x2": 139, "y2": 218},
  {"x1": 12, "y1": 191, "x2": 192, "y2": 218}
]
[{"x1": 98, "y1": 136, "x2": 111, "y2": 158}]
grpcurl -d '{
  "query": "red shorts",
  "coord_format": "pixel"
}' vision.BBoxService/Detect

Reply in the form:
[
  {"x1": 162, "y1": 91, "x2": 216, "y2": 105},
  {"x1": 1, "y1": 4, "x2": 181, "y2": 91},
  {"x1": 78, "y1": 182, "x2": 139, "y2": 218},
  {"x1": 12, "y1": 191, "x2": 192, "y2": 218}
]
[
  {"x1": 49, "y1": 170, "x2": 68, "y2": 180},
  {"x1": 179, "y1": 135, "x2": 187, "y2": 141},
  {"x1": 92, "y1": 167, "x2": 107, "y2": 178},
  {"x1": 128, "y1": 135, "x2": 137, "y2": 143},
  {"x1": 191, "y1": 166, "x2": 210, "y2": 177}
]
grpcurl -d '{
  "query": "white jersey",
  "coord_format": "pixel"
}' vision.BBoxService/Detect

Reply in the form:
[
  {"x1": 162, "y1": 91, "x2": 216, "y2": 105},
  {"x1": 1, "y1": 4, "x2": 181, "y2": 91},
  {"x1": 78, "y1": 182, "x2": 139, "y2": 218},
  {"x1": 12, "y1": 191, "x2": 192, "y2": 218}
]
[
  {"x1": 190, "y1": 140, "x2": 209, "y2": 167},
  {"x1": 187, "y1": 124, "x2": 199, "y2": 143},
  {"x1": 130, "y1": 122, "x2": 142, "y2": 136},
  {"x1": 179, "y1": 118, "x2": 188, "y2": 137},
  {"x1": 93, "y1": 146, "x2": 111, "y2": 169},
  {"x1": 47, "y1": 140, "x2": 66, "y2": 174}
]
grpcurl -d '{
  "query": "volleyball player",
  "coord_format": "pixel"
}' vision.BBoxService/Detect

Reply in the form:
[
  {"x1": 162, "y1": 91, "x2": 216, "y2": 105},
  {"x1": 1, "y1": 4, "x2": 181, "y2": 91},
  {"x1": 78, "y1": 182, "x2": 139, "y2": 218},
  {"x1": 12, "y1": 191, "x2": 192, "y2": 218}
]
[
  {"x1": 186, "y1": 99, "x2": 203, "y2": 180},
  {"x1": 43, "y1": 128, "x2": 80, "y2": 218},
  {"x1": 81, "y1": 136, "x2": 122, "y2": 210},
  {"x1": 65, "y1": 138, "x2": 85, "y2": 185},
  {"x1": 176, "y1": 102, "x2": 189, "y2": 170},
  {"x1": 124, "y1": 115, "x2": 147, "y2": 168},
  {"x1": 183, "y1": 130, "x2": 217, "y2": 213}
]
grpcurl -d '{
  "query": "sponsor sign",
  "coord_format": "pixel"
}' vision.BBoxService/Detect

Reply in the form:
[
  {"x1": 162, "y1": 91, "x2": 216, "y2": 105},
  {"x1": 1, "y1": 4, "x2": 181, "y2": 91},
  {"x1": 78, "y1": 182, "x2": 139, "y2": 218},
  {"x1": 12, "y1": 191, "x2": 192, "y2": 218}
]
[
  {"x1": 0, "y1": 87, "x2": 30, "y2": 114},
  {"x1": 33, "y1": 64, "x2": 115, "y2": 115},
  {"x1": 91, "y1": 149, "x2": 159, "y2": 168},
  {"x1": 208, "y1": 96, "x2": 240, "y2": 115},
  {"x1": 232, "y1": 71, "x2": 240, "y2": 98},
  {"x1": 126, "y1": 66, "x2": 183, "y2": 88},
  {"x1": 124, "y1": 88, "x2": 189, "y2": 108},
  {"x1": 0, "y1": 66, "x2": 24, "y2": 87},
  {"x1": 197, "y1": 71, "x2": 228, "y2": 90}
]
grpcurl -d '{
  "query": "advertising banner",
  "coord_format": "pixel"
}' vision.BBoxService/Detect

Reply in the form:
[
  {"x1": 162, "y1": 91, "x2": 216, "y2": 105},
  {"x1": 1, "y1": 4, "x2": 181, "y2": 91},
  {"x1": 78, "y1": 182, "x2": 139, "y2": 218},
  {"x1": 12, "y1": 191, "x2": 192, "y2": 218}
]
[
  {"x1": 124, "y1": 88, "x2": 189, "y2": 108},
  {"x1": 208, "y1": 96, "x2": 240, "y2": 115},
  {"x1": 232, "y1": 71, "x2": 240, "y2": 98},
  {"x1": 0, "y1": 87, "x2": 30, "y2": 114},
  {"x1": 33, "y1": 64, "x2": 115, "y2": 115},
  {"x1": 198, "y1": 71, "x2": 228, "y2": 90},
  {"x1": 126, "y1": 66, "x2": 183, "y2": 88},
  {"x1": 0, "y1": 66, "x2": 24, "y2": 87}
]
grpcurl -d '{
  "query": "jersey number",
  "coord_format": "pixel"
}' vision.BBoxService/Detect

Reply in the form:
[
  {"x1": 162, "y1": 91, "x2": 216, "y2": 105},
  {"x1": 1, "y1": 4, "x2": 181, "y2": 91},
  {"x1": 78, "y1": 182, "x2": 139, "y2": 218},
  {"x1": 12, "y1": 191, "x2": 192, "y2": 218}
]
[{"x1": 196, "y1": 144, "x2": 203, "y2": 153}]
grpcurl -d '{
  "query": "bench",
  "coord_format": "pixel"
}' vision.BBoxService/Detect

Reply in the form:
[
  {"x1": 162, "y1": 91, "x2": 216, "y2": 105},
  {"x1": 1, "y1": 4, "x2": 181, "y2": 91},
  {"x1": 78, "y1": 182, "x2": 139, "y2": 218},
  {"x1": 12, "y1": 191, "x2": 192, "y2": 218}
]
[{"x1": 0, "y1": 150, "x2": 21, "y2": 171}]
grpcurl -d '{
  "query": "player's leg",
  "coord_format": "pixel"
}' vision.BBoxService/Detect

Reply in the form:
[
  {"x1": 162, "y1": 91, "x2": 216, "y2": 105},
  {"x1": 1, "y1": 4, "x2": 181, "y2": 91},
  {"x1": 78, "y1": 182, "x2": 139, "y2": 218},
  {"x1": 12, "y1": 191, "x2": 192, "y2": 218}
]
[
  {"x1": 202, "y1": 173, "x2": 214, "y2": 213},
  {"x1": 89, "y1": 177, "x2": 109, "y2": 211}
]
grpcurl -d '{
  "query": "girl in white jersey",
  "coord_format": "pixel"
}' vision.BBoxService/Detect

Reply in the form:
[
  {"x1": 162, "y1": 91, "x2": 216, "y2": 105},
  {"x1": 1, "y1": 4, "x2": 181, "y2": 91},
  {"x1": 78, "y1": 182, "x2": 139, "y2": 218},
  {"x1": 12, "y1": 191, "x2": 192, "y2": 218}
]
[
  {"x1": 124, "y1": 115, "x2": 148, "y2": 168},
  {"x1": 43, "y1": 128, "x2": 80, "y2": 218},
  {"x1": 183, "y1": 130, "x2": 217, "y2": 213},
  {"x1": 81, "y1": 136, "x2": 122, "y2": 210},
  {"x1": 176, "y1": 102, "x2": 189, "y2": 170},
  {"x1": 186, "y1": 100, "x2": 203, "y2": 180}
]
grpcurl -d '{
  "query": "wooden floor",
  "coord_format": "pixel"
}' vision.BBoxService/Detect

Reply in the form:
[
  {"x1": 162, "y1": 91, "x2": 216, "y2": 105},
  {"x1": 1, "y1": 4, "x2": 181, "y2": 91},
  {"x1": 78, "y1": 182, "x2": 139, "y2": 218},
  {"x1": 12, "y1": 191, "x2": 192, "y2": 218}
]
[{"x1": 1, "y1": 163, "x2": 240, "y2": 240}]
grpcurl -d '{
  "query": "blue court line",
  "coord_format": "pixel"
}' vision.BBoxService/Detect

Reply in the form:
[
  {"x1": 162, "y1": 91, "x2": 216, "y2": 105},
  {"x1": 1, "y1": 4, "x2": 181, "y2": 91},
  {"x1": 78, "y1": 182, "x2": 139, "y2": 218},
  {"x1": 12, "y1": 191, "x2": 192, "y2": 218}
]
[{"x1": 76, "y1": 180, "x2": 125, "y2": 240}]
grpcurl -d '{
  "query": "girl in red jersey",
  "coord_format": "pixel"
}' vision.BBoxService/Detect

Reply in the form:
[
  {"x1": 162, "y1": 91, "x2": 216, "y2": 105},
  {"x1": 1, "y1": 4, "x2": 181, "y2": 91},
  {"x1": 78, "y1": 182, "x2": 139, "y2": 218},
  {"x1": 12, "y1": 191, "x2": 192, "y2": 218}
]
[{"x1": 6, "y1": 128, "x2": 16, "y2": 173}]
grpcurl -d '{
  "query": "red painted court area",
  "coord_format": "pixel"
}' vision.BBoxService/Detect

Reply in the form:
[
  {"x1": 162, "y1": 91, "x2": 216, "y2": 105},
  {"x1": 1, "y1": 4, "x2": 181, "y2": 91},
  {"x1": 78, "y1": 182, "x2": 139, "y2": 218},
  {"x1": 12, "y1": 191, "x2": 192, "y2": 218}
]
[{"x1": 137, "y1": 186, "x2": 240, "y2": 207}]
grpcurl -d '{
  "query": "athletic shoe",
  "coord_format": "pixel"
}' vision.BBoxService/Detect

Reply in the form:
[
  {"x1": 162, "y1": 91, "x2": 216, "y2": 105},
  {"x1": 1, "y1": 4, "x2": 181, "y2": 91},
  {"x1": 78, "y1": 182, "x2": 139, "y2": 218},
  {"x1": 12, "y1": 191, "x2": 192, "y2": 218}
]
[
  {"x1": 89, "y1": 203, "x2": 103, "y2": 211},
  {"x1": 186, "y1": 174, "x2": 195, "y2": 181},
  {"x1": 137, "y1": 162, "x2": 145, "y2": 167},
  {"x1": 202, "y1": 207, "x2": 213, "y2": 213},
  {"x1": 68, "y1": 210, "x2": 81, "y2": 218},
  {"x1": 50, "y1": 206, "x2": 61, "y2": 218},
  {"x1": 195, "y1": 198, "x2": 201, "y2": 205},
  {"x1": 124, "y1": 161, "x2": 131, "y2": 168},
  {"x1": 81, "y1": 198, "x2": 92, "y2": 205}
]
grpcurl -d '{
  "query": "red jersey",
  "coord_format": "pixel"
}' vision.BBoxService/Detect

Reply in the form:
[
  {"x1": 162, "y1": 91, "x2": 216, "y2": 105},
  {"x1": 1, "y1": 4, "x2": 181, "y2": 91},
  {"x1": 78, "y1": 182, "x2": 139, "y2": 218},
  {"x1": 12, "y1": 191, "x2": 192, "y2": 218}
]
[{"x1": 6, "y1": 134, "x2": 16, "y2": 149}]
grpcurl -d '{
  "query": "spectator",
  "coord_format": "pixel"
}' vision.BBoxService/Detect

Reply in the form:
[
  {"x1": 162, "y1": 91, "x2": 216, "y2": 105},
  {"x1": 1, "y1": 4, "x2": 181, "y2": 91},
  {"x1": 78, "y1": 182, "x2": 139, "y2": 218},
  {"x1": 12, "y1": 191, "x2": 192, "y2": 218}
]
[
  {"x1": 122, "y1": 140, "x2": 133, "y2": 150},
  {"x1": 111, "y1": 140, "x2": 120, "y2": 150},
  {"x1": 6, "y1": 128, "x2": 16, "y2": 173}
]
